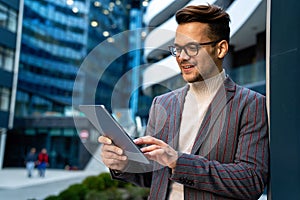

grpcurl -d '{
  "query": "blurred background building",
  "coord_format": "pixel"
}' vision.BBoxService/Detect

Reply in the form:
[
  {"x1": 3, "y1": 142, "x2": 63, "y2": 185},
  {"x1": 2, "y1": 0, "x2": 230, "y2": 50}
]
[
  {"x1": 1, "y1": 0, "x2": 149, "y2": 169},
  {"x1": 0, "y1": 0, "x2": 23, "y2": 170},
  {"x1": 1, "y1": 0, "x2": 266, "y2": 170}
]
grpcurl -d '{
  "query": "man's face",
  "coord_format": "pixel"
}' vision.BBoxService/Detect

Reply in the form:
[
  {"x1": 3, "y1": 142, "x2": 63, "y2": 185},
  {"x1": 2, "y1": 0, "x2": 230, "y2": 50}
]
[{"x1": 174, "y1": 22, "x2": 221, "y2": 83}]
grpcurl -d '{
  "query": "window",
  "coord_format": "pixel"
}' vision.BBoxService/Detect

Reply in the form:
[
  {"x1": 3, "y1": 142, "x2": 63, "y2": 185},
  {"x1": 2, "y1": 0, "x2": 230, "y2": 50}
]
[
  {"x1": 0, "y1": 4, "x2": 8, "y2": 28},
  {"x1": 0, "y1": 46, "x2": 15, "y2": 72},
  {"x1": 0, "y1": 87, "x2": 10, "y2": 111},
  {"x1": 8, "y1": 9, "x2": 17, "y2": 32},
  {"x1": 0, "y1": 2, "x2": 17, "y2": 33}
]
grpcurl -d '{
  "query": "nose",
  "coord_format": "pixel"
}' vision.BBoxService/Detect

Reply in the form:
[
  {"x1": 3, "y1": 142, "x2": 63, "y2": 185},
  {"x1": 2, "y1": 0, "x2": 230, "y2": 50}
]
[{"x1": 177, "y1": 49, "x2": 190, "y2": 61}]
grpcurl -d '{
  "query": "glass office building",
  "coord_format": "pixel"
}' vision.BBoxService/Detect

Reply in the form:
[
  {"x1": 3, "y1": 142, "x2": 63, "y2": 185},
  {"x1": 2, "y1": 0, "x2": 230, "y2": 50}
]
[
  {"x1": 16, "y1": 0, "x2": 89, "y2": 116},
  {"x1": 0, "y1": 0, "x2": 23, "y2": 169},
  {"x1": 3, "y1": 0, "x2": 144, "y2": 169}
]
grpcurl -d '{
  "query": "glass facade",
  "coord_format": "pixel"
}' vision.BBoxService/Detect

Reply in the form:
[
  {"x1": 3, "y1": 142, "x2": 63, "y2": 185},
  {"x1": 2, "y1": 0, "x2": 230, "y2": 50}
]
[
  {"x1": 15, "y1": 0, "x2": 89, "y2": 116},
  {"x1": 0, "y1": 46, "x2": 14, "y2": 72},
  {"x1": 84, "y1": 0, "x2": 132, "y2": 111},
  {"x1": 0, "y1": 87, "x2": 10, "y2": 111},
  {"x1": 0, "y1": 2, "x2": 17, "y2": 33},
  {"x1": 0, "y1": 0, "x2": 22, "y2": 169},
  {"x1": 0, "y1": 0, "x2": 21, "y2": 126},
  {"x1": 5, "y1": 0, "x2": 147, "y2": 169},
  {"x1": 15, "y1": 0, "x2": 137, "y2": 116}
]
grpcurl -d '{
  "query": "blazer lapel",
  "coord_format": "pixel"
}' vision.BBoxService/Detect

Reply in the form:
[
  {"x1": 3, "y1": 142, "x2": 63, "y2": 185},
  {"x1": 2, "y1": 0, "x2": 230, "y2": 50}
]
[
  {"x1": 190, "y1": 77, "x2": 236, "y2": 154},
  {"x1": 167, "y1": 85, "x2": 189, "y2": 150}
]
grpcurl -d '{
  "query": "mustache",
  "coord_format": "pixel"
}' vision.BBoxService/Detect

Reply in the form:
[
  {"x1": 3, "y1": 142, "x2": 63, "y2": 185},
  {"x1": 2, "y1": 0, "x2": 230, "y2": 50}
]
[{"x1": 179, "y1": 61, "x2": 194, "y2": 65}]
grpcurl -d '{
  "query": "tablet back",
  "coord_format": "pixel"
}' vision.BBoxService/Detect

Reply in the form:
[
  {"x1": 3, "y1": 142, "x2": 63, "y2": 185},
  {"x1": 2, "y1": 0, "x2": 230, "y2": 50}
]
[{"x1": 79, "y1": 105, "x2": 150, "y2": 164}]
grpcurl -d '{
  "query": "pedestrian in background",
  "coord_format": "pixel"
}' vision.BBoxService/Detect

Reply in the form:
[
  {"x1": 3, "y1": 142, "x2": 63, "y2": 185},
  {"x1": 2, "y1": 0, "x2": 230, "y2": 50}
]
[
  {"x1": 25, "y1": 147, "x2": 37, "y2": 178},
  {"x1": 37, "y1": 148, "x2": 49, "y2": 177}
]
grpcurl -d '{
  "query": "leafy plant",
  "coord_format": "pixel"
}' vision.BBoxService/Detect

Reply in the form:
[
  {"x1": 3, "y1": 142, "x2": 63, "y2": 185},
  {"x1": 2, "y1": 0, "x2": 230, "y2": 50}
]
[{"x1": 45, "y1": 172, "x2": 149, "y2": 200}]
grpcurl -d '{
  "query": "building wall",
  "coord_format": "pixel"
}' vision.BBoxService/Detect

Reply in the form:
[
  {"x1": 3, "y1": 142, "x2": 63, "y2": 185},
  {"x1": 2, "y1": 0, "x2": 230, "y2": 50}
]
[
  {"x1": 16, "y1": 0, "x2": 89, "y2": 116},
  {"x1": 4, "y1": 117, "x2": 98, "y2": 170},
  {"x1": 269, "y1": 0, "x2": 300, "y2": 198},
  {"x1": 0, "y1": 0, "x2": 22, "y2": 169},
  {"x1": 0, "y1": 0, "x2": 20, "y2": 128},
  {"x1": 4, "y1": 0, "x2": 146, "y2": 169}
]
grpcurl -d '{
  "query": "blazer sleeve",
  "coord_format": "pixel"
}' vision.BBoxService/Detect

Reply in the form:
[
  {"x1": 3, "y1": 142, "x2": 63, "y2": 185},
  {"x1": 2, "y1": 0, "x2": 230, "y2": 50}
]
[
  {"x1": 111, "y1": 167, "x2": 153, "y2": 188},
  {"x1": 170, "y1": 93, "x2": 269, "y2": 199}
]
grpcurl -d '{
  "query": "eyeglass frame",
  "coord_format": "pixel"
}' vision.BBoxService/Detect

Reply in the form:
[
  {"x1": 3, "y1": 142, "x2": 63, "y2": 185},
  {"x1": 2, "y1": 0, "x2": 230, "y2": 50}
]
[{"x1": 168, "y1": 39, "x2": 222, "y2": 57}]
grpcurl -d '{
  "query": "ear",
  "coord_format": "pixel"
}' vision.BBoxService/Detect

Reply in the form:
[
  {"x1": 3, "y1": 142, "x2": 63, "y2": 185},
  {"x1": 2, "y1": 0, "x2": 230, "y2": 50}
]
[{"x1": 217, "y1": 40, "x2": 228, "y2": 59}]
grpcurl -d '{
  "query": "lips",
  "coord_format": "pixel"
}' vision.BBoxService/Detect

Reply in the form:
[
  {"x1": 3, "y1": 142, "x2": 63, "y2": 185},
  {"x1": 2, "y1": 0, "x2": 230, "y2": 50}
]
[
  {"x1": 181, "y1": 64, "x2": 195, "y2": 72},
  {"x1": 182, "y1": 65, "x2": 194, "y2": 69}
]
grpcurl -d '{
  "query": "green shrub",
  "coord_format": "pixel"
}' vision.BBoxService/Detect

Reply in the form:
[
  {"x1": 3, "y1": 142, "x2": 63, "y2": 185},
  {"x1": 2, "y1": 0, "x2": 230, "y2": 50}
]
[
  {"x1": 44, "y1": 195, "x2": 60, "y2": 200},
  {"x1": 85, "y1": 190, "x2": 109, "y2": 200},
  {"x1": 82, "y1": 172, "x2": 121, "y2": 191},
  {"x1": 125, "y1": 184, "x2": 150, "y2": 200},
  {"x1": 58, "y1": 183, "x2": 88, "y2": 200},
  {"x1": 85, "y1": 188, "x2": 125, "y2": 200},
  {"x1": 82, "y1": 175, "x2": 105, "y2": 191},
  {"x1": 45, "y1": 172, "x2": 150, "y2": 200},
  {"x1": 97, "y1": 172, "x2": 119, "y2": 189}
]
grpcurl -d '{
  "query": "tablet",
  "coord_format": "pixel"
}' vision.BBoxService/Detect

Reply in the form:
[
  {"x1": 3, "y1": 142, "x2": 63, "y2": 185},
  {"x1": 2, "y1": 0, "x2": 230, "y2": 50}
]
[{"x1": 79, "y1": 105, "x2": 150, "y2": 164}]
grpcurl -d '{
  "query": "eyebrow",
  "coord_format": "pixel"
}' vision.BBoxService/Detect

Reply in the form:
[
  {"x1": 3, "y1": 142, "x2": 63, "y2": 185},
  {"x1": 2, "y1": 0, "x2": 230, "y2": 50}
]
[
  {"x1": 174, "y1": 39, "x2": 222, "y2": 47},
  {"x1": 174, "y1": 42, "x2": 199, "y2": 47}
]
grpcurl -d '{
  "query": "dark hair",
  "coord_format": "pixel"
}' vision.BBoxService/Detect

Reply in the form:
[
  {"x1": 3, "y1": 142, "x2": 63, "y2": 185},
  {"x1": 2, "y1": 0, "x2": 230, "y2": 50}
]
[{"x1": 175, "y1": 4, "x2": 230, "y2": 42}]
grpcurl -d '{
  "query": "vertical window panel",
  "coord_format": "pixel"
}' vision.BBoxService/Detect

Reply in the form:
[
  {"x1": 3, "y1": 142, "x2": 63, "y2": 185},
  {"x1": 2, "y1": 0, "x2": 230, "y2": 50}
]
[
  {"x1": 0, "y1": 87, "x2": 10, "y2": 111},
  {"x1": 8, "y1": 9, "x2": 17, "y2": 33},
  {"x1": 0, "y1": 4, "x2": 8, "y2": 29}
]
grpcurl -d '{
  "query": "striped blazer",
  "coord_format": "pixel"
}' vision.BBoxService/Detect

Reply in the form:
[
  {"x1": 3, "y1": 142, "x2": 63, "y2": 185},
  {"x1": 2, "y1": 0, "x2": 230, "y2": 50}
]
[{"x1": 112, "y1": 76, "x2": 269, "y2": 200}]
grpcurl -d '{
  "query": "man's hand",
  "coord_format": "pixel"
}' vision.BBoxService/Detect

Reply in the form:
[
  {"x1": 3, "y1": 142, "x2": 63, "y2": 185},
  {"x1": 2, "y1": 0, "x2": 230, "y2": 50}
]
[
  {"x1": 134, "y1": 136, "x2": 178, "y2": 169},
  {"x1": 98, "y1": 136, "x2": 128, "y2": 171}
]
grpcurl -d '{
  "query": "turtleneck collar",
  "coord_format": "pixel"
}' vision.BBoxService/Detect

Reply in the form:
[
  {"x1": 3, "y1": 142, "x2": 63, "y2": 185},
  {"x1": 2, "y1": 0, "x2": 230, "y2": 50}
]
[{"x1": 188, "y1": 69, "x2": 226, "y2": 98}]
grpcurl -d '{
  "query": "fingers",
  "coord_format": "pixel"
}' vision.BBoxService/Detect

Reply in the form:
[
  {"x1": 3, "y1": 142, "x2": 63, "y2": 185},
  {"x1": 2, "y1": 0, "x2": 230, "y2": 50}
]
[
  {"x1": 134, "y1": 136, "x2": 178, "y2": 168},
  {"x1": 101, "y1": 154, "x2": 128, "y2": 171},
  {"x1": 140, "y1": 144, "x2": 161, "y2": 153},
  {"x1": 98, "y1": 136, "x2": 128, "y2": 170},
  {"x1": 143, "y1": 148, "x2": 164, "y2": 158},
  {"x1": 99, "y1": 137, "x2": 125, "y2": 158},
  {"x1": 134, "y1": 136, "x2": 169, "y2": 155},
  {"x1": 98, "y1": 136, "x2": 112, "y2": 145},
  {"x1": 101, "y1": 154, "x2": 127, "y2": 169},
  {"x1": 101, "y1": 143, "x2": 124, "y2": 155},
  {"x1": 134, "y1": 136, "x2": 167, "y2": 147},
  {"x1": 101, "y1": 147, "x2": 127, "y2": 160}
]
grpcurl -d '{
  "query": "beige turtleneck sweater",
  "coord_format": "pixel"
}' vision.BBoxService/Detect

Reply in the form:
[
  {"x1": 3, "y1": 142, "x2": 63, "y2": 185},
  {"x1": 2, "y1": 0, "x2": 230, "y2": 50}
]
[{"x1": 168, "y1": 70, "x2": 226, "y2": 200}]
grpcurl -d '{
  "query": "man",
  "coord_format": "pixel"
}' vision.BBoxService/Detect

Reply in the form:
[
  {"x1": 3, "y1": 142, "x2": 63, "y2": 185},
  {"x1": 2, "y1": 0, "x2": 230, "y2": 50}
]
[
  {"x1": 25, "y1": 147, "x2": 37, "y2": 177},
  {"x1": 99, "y1": 4, "x2": 269, "y2": 200}
]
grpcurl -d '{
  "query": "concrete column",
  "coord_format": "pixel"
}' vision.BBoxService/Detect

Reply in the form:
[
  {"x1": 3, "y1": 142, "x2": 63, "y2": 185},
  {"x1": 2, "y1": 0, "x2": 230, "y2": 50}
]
[{"x1": 0, "y1": 129, "x2": 7, "y2": 169}]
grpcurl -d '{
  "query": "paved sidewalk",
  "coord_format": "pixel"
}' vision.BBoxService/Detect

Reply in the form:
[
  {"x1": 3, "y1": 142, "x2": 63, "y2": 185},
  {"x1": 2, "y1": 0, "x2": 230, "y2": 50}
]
[
  {"x1": 0, "y1": 149, "x2": 109, "y2": 199},
  {"x1": 0, "y1": 147, "x2": 108, "y2": 190},
  {"x1": 0, "y1": 167, "x2": 108, "y2": 190}
]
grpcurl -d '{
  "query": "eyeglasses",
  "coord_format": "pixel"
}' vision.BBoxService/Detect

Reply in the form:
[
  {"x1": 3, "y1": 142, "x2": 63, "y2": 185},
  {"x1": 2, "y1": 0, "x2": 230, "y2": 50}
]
[{"x1": 168, "y1": 40, "x2": 221, "y2": 57}]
